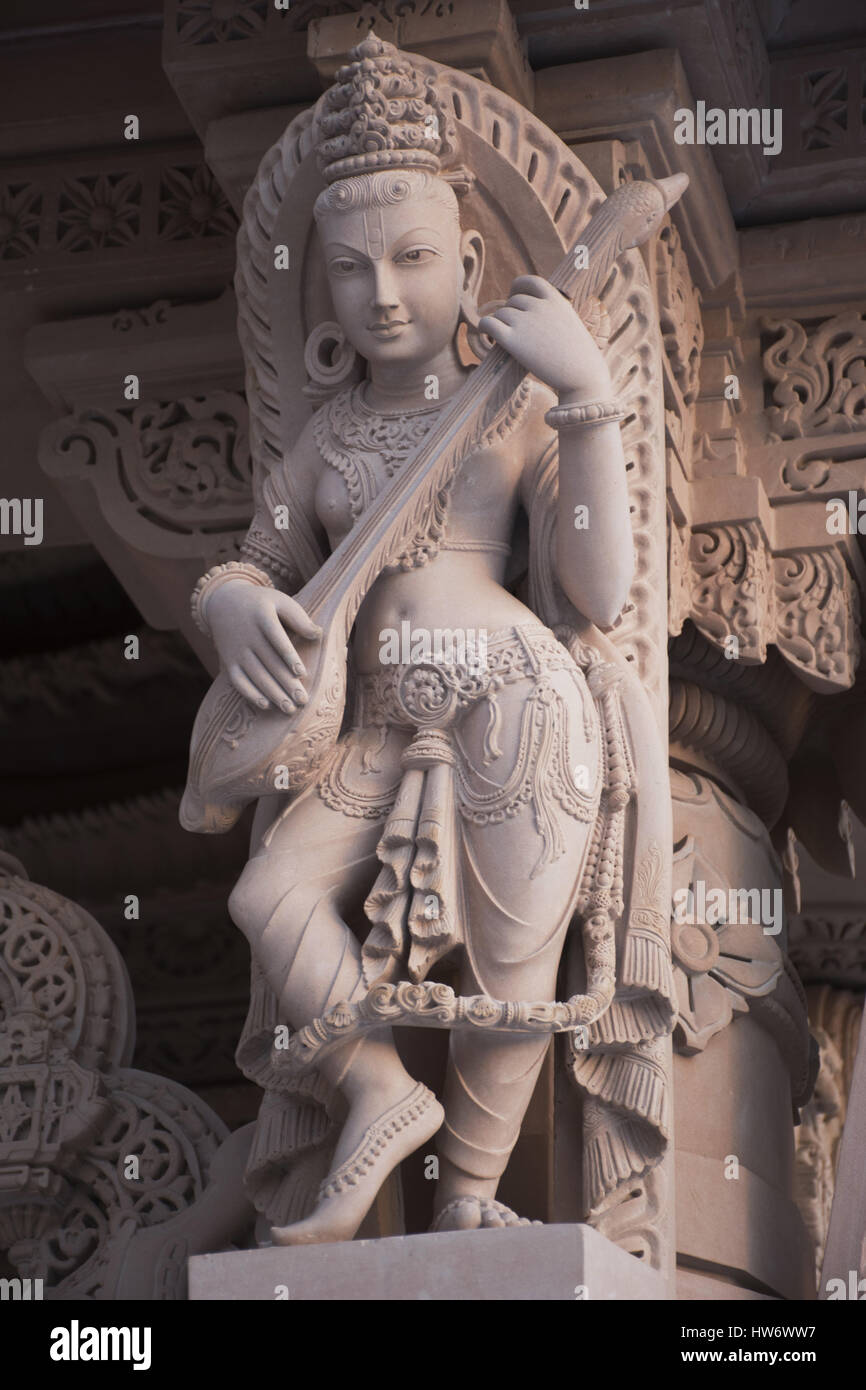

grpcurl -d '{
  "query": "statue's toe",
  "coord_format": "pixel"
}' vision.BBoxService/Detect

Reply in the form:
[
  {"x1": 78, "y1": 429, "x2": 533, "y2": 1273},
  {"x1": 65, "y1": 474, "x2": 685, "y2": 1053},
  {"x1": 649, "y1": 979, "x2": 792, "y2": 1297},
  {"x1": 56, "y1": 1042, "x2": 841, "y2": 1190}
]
[{"x1": 431, "y1": 1196, "x2": 542, "y2": 1232}]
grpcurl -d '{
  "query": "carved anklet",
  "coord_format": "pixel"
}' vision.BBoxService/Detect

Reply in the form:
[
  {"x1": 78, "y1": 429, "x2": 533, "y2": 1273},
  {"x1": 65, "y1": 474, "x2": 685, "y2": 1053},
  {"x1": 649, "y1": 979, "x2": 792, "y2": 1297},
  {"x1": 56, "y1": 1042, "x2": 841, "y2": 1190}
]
[{"x1": 317, "y1": 1083, "x2": 439, "y2": 1201}]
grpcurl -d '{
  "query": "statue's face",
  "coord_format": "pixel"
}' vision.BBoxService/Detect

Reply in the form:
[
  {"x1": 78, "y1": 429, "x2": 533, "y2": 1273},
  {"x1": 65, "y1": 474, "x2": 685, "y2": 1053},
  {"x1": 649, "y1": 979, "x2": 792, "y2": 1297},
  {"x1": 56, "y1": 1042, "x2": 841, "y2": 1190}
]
[{"x1": 320, "y1": 192, "x2": 466, "y2": 368}]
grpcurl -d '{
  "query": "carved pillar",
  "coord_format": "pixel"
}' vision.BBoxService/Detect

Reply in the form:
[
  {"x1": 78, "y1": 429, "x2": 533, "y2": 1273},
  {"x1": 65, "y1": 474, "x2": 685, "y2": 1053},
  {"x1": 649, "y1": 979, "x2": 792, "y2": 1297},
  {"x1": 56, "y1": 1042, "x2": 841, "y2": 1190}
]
[
  {"x1": 661, "y1": 178, "x2": 866, "y2": 1293},
  {"x1": 547, "y1": 101, "x2": 734, "y2": 1280},
  {"x1": 670, "y1": 772, "x2": 816, "y2": 1299},
  {"x1": 536, "y1": 36, "x2": 866, "y2": 1295}
]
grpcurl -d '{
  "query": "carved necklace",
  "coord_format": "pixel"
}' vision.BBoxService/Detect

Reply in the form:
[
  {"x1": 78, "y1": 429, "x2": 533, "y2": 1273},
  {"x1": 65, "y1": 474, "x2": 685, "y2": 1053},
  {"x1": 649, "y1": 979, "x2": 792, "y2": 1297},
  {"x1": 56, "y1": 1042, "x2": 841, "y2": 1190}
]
[
  {"x1": 356, "y1": 381, "x2": 445, "y2": 477},
  {"x1": 314, "y1": 382, "x2": 444, "y2": 522},
  {"x1": 313, "y1": 376, "x2": 530, "y2": 570}
]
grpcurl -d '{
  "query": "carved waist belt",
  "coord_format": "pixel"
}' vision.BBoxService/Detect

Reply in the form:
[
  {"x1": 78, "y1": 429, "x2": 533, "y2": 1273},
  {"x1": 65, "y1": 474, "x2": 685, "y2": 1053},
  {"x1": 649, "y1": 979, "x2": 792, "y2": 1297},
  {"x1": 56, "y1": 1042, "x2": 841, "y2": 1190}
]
[{"x1": 355, "y1": 622, "x2": 576, "y2": 733}]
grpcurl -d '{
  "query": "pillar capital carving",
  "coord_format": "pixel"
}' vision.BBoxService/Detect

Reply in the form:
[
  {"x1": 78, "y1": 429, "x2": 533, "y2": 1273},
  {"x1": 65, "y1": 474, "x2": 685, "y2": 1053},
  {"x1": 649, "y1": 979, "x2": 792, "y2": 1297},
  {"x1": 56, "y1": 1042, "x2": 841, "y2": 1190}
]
[{"x1": 668, "y1": 512, "x2": 862, "y2": 695}]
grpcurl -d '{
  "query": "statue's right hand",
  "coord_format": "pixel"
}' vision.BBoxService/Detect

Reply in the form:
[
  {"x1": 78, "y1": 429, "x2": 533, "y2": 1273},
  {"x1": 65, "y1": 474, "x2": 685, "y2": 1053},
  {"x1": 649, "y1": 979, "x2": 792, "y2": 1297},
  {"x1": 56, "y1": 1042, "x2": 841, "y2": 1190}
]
[{"x1": 205, "y1": 579, "x2": 322, "y2": 714}]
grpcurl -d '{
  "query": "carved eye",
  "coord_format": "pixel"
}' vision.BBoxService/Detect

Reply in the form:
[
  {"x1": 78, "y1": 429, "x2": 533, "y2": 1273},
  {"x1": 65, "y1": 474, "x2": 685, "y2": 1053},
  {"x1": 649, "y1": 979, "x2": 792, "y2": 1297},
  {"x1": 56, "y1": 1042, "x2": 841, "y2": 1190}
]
[
  {"x1": 396, "y1": 247, "x2": 437, "y2": 265},
  {"x1": 330, "y1": 258, "x2": 359, "y2": 276}
]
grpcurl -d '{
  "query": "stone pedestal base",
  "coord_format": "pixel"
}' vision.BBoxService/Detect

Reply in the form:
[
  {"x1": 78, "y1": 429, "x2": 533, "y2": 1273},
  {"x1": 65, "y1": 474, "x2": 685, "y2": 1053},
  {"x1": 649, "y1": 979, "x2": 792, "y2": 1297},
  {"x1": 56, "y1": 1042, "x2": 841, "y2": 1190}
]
[{"x1": 188, "y1": 1224, "x2": 668, "y2": 1301}]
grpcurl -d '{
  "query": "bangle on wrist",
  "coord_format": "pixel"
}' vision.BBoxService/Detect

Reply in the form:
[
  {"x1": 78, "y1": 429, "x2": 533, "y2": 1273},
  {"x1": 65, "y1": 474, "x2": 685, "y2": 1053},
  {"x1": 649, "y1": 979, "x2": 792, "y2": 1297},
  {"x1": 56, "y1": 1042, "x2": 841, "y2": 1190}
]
[
  {"x1": 544, "y1": 399, "x2": 626, "y2": 431},
  {"x1": 191, "y1": 561, "x2": 274, "y2": 637}
]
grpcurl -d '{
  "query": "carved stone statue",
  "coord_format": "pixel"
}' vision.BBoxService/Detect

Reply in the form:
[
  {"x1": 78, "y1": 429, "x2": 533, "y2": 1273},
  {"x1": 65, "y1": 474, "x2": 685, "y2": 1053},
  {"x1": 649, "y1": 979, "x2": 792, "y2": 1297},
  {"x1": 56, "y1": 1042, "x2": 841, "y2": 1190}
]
[{"x1": 181, "y1": 32, "x2": 680, "y2": 1251}]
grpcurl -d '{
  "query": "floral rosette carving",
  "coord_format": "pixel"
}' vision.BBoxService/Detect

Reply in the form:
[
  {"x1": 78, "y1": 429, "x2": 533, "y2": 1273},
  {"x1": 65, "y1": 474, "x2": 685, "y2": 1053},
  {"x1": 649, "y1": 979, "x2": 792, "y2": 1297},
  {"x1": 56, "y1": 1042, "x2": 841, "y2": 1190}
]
[{"x1": 671, "y1": 901, "x2": 782, "y2": 1054}]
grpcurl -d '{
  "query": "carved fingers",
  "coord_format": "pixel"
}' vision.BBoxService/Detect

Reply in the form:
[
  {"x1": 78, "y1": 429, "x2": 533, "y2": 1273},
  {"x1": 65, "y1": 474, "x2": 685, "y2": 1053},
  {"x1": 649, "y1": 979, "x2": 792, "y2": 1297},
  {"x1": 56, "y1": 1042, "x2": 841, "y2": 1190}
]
[
  {"x1": 260, "y1": 609, "x2": 307, "y2": 678},
  {"x1": 227, "y1": 663, "x2": 270, "y2": 711},
  {"x1": 478, "y1": 275, "x2": 551, "y2": 338},
  {"x1": 273, "y1": 592, "x2": 322, "y2": 643},
  {"x1": 211, "y1": 585, "x2": 321, "y2": 712},
  {"x1": 479, "y1": 274, "x2": 610, "y2": 397},
  {"x1": 240, "y1": 651, "x2": 307, "y2": 715},
  {"x1": 510, "y1": 274, "x2": 559, "y2": 300}
]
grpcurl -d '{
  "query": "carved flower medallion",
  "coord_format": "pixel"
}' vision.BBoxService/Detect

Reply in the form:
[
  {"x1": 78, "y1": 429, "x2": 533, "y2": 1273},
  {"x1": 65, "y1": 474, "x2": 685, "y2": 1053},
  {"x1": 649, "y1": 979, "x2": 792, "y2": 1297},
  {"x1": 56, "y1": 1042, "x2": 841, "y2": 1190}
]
[{"x1": 672, "y1": 836, "x2": 783, "y2": 1054}]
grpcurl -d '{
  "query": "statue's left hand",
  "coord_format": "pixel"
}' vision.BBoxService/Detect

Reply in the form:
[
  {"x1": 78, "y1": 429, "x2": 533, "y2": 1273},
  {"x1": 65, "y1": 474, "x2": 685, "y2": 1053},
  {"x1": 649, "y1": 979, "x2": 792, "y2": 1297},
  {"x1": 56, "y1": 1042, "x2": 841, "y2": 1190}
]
[{"x1": 479, "y1": 275, "x2": 612, "y2": 400}]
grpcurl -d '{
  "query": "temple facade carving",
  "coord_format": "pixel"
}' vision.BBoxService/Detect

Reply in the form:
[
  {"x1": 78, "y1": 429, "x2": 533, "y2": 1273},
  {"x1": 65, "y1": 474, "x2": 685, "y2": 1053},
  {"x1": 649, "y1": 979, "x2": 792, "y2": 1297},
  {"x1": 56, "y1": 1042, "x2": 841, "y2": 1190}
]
[{"x1": 1, "y1": 0, "x2": 865, "y2": 1304}]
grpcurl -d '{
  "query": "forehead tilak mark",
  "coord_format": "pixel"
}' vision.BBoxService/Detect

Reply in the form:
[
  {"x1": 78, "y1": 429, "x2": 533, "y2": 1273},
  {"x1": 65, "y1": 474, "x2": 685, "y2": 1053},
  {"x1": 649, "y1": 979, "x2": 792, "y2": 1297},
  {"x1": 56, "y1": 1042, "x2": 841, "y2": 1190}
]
[{"x1": 363, "y1": 208, "x2": 386, "y2": 259}]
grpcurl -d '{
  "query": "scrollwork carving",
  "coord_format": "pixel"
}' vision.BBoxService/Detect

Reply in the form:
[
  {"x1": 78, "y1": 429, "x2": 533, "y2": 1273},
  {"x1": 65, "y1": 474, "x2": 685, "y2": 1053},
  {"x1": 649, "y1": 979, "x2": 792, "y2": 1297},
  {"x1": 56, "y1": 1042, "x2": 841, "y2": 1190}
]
[
  {"x1": 763, "y1": 312, "x2": 866, "y2": 439},
  {"x1": 670, "y1": 526, "x2": 860, "y2": 697},
  {"x1": 39, "y1": 393, "x2": 253, "y2": 557},
  {"x1": 689, "y1": 522, "x2": 775, "y2": 664},
  {"x1": 774, "y1": 549, "x2": 861, "y2": 693},
  {"x1": 779, "y1": 453, "x2": 832, "y2": 493}
]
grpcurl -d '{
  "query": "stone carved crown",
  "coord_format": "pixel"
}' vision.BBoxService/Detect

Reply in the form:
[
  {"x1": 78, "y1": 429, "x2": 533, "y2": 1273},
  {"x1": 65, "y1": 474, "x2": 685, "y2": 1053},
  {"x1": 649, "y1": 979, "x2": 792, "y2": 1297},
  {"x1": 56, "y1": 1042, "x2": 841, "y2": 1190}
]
[{"x1": 313, "y1": 31, "x2": 458, "y2": 183}]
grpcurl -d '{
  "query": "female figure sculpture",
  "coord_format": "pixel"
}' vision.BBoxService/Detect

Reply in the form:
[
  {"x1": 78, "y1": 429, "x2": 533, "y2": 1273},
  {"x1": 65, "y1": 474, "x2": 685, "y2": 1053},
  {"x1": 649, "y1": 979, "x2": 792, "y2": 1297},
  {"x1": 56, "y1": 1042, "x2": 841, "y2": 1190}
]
[{"x1": 183, "y1": 34, "x2": 677, "y2": 1247}]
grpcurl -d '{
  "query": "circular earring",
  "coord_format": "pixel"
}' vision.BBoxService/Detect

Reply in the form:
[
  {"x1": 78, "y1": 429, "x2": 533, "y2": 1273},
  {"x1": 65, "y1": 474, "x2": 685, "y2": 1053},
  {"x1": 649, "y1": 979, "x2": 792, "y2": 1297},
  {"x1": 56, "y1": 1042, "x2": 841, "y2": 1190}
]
[{"x1": 303, "y1": 321, "x2": 362, "y2": 402}]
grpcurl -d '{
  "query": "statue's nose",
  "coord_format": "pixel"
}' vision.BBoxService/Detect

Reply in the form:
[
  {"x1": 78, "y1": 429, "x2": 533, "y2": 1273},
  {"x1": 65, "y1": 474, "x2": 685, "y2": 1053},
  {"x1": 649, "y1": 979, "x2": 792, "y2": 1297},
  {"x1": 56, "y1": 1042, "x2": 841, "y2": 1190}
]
[{"x1": 369, "y1": 262, "x2": 400, "y2": 310}]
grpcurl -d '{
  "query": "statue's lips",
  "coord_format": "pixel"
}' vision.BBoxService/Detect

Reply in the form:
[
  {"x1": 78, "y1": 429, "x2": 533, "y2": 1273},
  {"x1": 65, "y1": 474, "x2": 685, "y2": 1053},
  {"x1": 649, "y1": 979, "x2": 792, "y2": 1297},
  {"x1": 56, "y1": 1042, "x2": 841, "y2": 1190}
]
[{"x1": 367, "y1": 321, "x2": 409, "y2": 337}]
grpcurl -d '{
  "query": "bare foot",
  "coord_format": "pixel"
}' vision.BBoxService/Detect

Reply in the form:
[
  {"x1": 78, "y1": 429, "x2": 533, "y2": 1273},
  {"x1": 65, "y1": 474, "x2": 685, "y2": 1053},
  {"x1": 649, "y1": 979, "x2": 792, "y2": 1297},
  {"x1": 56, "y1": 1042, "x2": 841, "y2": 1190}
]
[
  {"x1": 430, "y1": 1196, "x2": 541, "y2": 1232},
  {"x1": 271, "y1": 1082, "x2": 443, "y2": 1246}
]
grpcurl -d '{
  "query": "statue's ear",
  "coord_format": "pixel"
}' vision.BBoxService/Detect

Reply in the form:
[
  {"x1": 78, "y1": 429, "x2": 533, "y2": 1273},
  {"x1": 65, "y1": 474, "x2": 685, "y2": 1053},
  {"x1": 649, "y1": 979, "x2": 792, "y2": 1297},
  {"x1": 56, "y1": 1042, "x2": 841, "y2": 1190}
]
[{"x1": 460, "y1": 228, "x2": 485, "y2": 309}]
